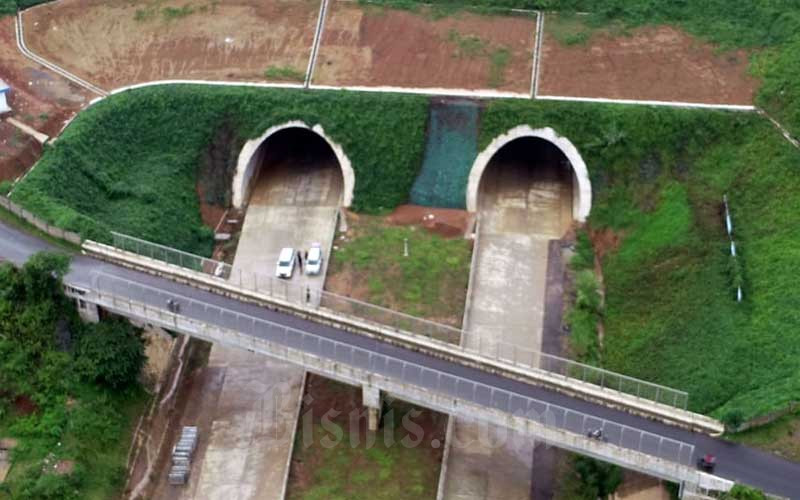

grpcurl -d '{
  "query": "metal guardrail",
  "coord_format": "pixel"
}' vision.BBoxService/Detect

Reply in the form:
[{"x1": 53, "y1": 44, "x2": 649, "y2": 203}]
[
  {"x1": 84, "y1": 271, "x2": 696, "y2": 468},
  {"x1": 108, "y1": 231, "x2": 690, "y2": 410}
]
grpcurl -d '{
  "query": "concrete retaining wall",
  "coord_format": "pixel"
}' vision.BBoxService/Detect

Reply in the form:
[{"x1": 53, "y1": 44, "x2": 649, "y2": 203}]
[{"x1": 0, "y1": 195, "x2": 82, "y2": 245}]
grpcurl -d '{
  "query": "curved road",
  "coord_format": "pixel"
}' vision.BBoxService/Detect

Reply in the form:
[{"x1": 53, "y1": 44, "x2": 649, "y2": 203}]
[{"x1": 1, "y1": 220, "x2": 796, "y2": 498}]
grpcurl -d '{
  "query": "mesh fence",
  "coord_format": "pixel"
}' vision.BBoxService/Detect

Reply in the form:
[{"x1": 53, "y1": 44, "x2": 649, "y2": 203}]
[{"x1": 410, "y1": 100, "x2": 479, "y2": 209}]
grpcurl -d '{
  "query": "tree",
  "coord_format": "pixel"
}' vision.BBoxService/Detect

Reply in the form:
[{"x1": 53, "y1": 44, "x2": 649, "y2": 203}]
[
  {"x1": 76, "y1": 319, "x2": 145, "y2": 389},
  {"x1": 573, "y1": 456, "x2": 624, "y2": 499}
]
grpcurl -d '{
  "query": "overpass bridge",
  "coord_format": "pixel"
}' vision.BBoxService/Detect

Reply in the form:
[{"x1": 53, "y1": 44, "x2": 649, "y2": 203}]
[{"x1": 1, "y1": 221, "x2": 798, "y2": 498}]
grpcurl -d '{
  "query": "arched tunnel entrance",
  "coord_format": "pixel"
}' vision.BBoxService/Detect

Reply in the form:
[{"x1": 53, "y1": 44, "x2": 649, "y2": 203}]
[
  {"x1": 478, "y1": 136, "x2": 575, "y2": 238},
  {"x1": 463, "y1": 128, "x2": 590, "y2": 366},
  {"x1": 230, "y1": 125, "x2": 346, "y2": 300},
  {"x1": 247, "y1": 127, "x2": 343, "y2": 208}
]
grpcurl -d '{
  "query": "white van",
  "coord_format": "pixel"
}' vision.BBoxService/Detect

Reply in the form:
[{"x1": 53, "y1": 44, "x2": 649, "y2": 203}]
[{"x1": 276, "y1": 247, "x2": 296, "y2": 279}]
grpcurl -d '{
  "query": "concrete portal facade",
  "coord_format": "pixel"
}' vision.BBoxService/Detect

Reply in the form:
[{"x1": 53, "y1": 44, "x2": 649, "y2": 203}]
[
  {"x1": 231, "y1": 121, "x2": 355, "y2": 209},
  {"x1": 466, "y1": 125, "x2": 592, "y2": 221}
]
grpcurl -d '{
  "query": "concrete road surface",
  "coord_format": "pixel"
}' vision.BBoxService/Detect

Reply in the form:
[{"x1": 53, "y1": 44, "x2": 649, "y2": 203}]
[
  {"x1": 443, "y1": 156, "x2": 573, "y2": 499},
  {"x1": 181, "y1": 155, "x2": 341, "y2": 500}
]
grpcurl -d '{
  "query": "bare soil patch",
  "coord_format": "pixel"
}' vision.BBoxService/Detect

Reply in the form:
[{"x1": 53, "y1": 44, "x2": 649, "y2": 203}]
[
  {"x1": 315, "y1": 2, "x2": 536, "y2": 92},
  {"x1": 539, "y1": 16, "x2": 758, "y2": 104},
  {"x1": 287, "y1": 374, "x2": 447, "y2": 500},
  {"x1": 23, "y1": 0, "x2": 321, "y2": 89},
  {"x1": 0, "y1": 16, "x2": 89, "y2": 182},
  {"x1": 386, "y1": 204, "x2": 471, "y2": 238}
]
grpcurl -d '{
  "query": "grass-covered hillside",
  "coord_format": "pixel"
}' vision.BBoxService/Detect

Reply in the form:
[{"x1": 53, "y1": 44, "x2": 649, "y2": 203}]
[
  {"x1": 481, "y1": 99, "x2": 800, "y2": 420},
  {"x1": 11, "y1": 86, "x2": 429, "y2": 255}
]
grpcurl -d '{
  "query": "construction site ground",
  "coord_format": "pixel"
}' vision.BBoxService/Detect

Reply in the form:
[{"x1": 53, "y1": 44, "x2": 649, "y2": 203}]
[
  {"x1": 315, "y1": 2, "x2": 536, "y2": 92},
  {"x1": 0, "y1": 16, "x2": 88, "y2": 182},
  {"x1": 22, "y1": 0, "x2": 321, "y2": 89},
  {"x1": 538, "y1": 14, "x2": 758, "y2": 104}
]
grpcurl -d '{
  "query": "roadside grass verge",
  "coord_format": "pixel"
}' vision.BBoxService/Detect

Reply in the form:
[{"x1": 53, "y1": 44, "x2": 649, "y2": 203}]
[
  {"x1": 11, "y1": 86, "x2": 429, "y2": 255},
  {"x1": 327, "y1": 214, "x2": 471, "y2": 326},
  {"x1": 727, "y1": 409, "x2": 800, "y2": 462}
]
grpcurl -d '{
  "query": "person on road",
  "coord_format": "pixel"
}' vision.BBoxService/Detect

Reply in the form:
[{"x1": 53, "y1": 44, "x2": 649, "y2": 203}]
[{"x1": 296, "y1": 250, "x2": 303, "y2": 272}]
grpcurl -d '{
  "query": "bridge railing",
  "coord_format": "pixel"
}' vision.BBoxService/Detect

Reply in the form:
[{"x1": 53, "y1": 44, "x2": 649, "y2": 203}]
[
  {"x1": 107, "y1": 231, "x2": 689, "y2": 410},
  {"x1": 85, "y1": 271, "x2": 697, "y2": 469}
]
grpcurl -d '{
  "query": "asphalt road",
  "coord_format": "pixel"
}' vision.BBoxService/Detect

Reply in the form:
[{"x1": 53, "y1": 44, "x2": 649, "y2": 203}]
[{"x1": 1, "y1": 220, "x2": 797, "y2": 497}]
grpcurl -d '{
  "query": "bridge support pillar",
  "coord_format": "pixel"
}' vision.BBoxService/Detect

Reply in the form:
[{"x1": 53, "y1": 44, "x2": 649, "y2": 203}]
[
  {"x1": 362, "y1": 385, "x2": 382, "y2": 432},
  {"x1": 76, "y1": 298, "x2": 100, "y2": 323}
]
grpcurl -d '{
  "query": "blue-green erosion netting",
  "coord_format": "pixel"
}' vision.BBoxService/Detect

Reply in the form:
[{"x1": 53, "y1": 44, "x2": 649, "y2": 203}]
[{"x1": 410, "y1": 100, "x2": 479, "y2": 209}]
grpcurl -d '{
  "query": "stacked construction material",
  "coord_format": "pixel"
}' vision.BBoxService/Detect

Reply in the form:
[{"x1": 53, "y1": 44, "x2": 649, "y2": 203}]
[{"x1": 168, "y1": 426, "x2": 198, "y2": 485}]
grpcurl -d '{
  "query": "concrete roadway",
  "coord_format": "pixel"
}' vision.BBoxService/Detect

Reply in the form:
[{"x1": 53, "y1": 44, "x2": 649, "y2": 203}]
[
  {"x1": 1, "y1": 221, "x2": 798, "y2": 498},
  {"x1": 443, "y1": 154, "x2": 574, "y2": 499},
  {"x1": 177, "y1": 156, "x2": 342, "y2": 499}
]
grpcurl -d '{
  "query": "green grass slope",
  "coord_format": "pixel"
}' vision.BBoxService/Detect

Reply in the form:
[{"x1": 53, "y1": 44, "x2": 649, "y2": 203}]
[
  {"x1": 11, "y1": 86, "x2": 429, "y2": 255},
  {"x1": 481, "y1": 100, "x2": 800, "y2": 419}
]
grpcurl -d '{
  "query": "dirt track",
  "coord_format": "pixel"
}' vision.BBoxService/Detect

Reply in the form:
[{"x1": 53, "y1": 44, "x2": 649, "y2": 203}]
[
  {"x1": 315, "y1": 2, "x2": 536, "y2": 92},
  {"x1": 23, "y1": 0, "x2": 321, "y2": 89},
  {"x1": 539, "y1": 17, "x2": 758, "y2": 104}
]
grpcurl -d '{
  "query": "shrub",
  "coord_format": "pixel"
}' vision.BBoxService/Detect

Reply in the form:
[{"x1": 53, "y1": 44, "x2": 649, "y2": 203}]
[
  {"x1": 722, "y1": 485, "x2": 768, "y2": 500},
  {"x1": 76, "y1": 319, "x2": 145, "y2": 389}
]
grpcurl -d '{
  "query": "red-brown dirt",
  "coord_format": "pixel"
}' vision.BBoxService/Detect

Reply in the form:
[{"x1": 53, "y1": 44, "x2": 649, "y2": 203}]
[
  {"x1": 539, "y1": 18, "x2": 758, "y2": 105},
  {"x1": 315, "y1": 2, "x2": 536, "y2": 92},
  {"x1": 13, "y1": 394, "x2": 38, "y2": 416},
  {"x1": 0, "y1": 16, "x2": 89, "y2": 182},
  {"x1": 23, "y1": 0, "x2": 321, "y2": 89},
  {"x1": 386, "y1": 204, "x2": 471, "y2": 238}
]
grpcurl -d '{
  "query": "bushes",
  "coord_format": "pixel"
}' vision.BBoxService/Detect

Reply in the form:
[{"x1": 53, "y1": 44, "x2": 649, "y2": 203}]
[
  {"x1": 12, "y1": 86, "x2": 429, "y2": 254},
  {"x1": 76, "y1": 319, "x2": 145, "y2": 389},
  {"x1": 0, "y1": 252, "x2": 147, "y2": 499}
]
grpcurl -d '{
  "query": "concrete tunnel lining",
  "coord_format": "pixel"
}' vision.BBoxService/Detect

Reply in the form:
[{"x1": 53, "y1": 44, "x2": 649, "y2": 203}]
[
  {"x1": 232, "y1": 120, "x2": 355, "y2": 209},
  {"x1": 466, "y1": 125, "x2": 592, "y2": 221}
]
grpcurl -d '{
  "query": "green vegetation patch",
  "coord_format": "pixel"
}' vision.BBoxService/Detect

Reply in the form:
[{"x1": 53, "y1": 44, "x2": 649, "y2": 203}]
[
  {"x1": 288, "y1": 379, "x2": 444, "y2": 500},
  {"x1": 481, "y1": 99, "x2": 800, "y2": 420},
  {"x1": 0, "y1": 253, "x2": 148, "y2": 500},
  {"x1": 12, "y1": 86, "x2": 429, "y2": 255},
  {"x1": 264, "y1": 65, "x2": 306, "y2": 82},
  {"x1": 446, "y1": 29, "x2": 512, "y2": 88},
  {"x1": 328, "y1": 215, "x2": 471, "y2": 326}
]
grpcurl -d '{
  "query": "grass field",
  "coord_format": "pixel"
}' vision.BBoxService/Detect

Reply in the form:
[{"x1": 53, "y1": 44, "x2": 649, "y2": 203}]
[
  {"x1": 327, "y1": 215, "x2": 472, "y2": 327},
  {"x1": 287, "y1": 377, "x2": 445, "y2": 500}
]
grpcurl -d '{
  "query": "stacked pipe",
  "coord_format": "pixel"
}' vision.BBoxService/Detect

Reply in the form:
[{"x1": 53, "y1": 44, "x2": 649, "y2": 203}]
[
  {"x1": 169, "y1": 426, "x2": 198, "y2": 485},
  {"x1": 723, "y1": 195, "x2": 743, "y2": 302}
]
